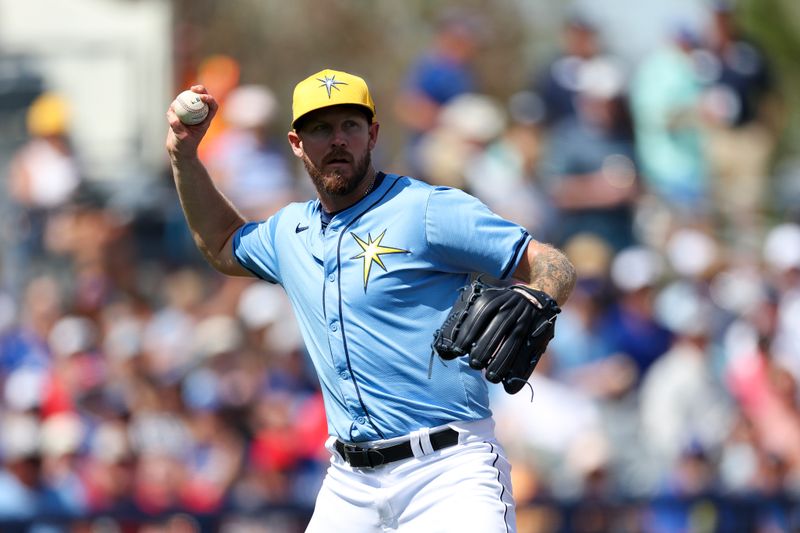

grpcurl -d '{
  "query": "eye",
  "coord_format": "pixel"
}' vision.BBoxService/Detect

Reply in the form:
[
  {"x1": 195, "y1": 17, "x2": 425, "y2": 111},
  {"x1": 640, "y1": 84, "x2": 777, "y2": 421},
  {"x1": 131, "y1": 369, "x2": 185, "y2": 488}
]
[
  {"x1": 343, "y1": 120, "x2": 361, "y2": 131},
  {"x1": 303, "y1": 123, "x2": 332, "y2": 139}
]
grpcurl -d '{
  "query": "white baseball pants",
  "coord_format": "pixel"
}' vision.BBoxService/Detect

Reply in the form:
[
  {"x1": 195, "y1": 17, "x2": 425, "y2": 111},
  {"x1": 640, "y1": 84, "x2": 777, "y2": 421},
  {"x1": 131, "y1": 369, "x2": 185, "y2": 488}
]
[{"x1": 305, "y1": 418, "x2": 516, "y2": 533}]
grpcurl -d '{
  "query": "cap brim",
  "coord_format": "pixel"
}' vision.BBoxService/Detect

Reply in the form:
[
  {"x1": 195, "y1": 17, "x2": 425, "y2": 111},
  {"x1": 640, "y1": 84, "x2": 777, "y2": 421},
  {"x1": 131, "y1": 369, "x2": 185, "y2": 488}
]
[{"x1": 292, "y1": 103, "x2": 375, "y2": 129}]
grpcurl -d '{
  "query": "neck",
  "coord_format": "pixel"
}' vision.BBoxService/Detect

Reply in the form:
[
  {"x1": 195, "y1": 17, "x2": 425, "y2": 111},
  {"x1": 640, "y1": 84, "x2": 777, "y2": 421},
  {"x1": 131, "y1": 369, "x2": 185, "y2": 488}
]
[{"x1": 319, "y1": 166, "x2": 377, "y2": 213}]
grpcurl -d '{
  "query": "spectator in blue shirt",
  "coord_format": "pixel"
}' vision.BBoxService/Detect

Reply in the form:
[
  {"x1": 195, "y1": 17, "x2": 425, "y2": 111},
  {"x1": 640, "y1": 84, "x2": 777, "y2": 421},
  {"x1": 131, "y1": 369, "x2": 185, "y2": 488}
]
[{"x1": 393, "y1": 9, "x2": 483, "y2": 178}]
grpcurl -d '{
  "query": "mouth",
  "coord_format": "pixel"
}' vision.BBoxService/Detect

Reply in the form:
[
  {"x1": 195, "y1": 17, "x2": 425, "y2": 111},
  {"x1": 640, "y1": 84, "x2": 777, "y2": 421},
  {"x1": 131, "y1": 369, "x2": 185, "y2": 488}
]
[{"x1": 324, "y1": 154, "x2": 352, "y2": 165}]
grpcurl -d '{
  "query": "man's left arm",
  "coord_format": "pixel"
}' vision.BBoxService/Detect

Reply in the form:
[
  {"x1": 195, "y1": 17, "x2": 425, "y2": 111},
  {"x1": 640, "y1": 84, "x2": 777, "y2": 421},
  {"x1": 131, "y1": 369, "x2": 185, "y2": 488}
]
[
  {"x1": 512, "y1": 240, "x2": 577, "y2": 306},
  {"x1": 433, "y1": 238, "x2": 575, "y2": 393}
]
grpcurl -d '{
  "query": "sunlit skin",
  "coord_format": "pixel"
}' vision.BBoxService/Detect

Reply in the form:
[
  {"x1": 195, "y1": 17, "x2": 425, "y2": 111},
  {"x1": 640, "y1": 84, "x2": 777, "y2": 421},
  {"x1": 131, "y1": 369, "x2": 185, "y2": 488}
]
[{"x1": 288, "y1": 107, "x2": 380, "y2": 213}]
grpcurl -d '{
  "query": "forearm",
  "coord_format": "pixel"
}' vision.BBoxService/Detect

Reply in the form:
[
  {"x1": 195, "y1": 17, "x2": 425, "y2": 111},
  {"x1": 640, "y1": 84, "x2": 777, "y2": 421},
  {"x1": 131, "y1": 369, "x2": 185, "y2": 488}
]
[
  {"x1": 170, "y1": 154, "x2": 246, "y2": 274},
  {"x1": 513, "y1": 241, "x2": 576, "y2": 306}
]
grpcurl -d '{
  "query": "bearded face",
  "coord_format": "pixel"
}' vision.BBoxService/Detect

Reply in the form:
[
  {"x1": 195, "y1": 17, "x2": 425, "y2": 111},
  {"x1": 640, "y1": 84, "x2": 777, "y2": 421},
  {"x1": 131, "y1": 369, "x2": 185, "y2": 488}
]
[
  {"x1": 288, "y1": 106, "x2": 378, "y2": 205},
  {"x1": 302, "y1": 148, "x2": 372, "y2": 197}
]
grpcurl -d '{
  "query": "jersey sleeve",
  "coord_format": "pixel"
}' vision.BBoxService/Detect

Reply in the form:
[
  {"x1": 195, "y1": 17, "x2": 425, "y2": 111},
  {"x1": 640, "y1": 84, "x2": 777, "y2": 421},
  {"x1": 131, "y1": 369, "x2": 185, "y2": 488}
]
[
  {"x1": 232, "y1": 218, "x2": 281, "y2": 284},
  {"x1": 424, "y1": 186, "x2": 531, "y2": 279}
]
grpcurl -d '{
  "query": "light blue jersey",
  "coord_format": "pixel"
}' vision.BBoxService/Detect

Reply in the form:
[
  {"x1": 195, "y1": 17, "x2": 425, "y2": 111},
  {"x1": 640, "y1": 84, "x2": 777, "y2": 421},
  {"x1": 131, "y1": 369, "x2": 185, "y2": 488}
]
[{"x1": 233, "y1": 173, "x2": 531, "y2": 442}]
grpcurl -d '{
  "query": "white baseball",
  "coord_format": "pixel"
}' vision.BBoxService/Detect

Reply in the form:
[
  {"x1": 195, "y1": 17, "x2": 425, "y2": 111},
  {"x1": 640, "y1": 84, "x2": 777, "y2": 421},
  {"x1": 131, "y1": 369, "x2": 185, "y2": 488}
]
[{"x1": 173, "y1": 90, "x2": 209, "y2": 125}]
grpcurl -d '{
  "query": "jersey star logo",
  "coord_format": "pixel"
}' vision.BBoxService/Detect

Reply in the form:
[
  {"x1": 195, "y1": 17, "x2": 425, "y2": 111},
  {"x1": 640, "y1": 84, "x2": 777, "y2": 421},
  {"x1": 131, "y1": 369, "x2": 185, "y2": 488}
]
[
  {"x1": 317, "y1": 74, "x2": 348, "y2": 99},
  {"x1": 350, "y1": 230, "x2": 408, "y2": 291}
]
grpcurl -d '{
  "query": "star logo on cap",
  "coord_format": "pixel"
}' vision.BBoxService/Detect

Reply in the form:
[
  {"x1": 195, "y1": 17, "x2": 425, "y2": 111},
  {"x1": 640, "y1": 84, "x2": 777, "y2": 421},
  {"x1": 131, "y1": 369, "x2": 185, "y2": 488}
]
[{"x1": 317, "y1": 74, "x2": 348, "y2": 99}]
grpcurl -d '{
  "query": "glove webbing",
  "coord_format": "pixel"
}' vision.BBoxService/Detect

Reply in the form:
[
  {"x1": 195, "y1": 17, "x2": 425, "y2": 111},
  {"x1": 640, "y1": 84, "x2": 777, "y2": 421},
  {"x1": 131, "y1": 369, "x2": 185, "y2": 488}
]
[{"x1": 429, "y1": 281, "x2": 486, "y2": 378}]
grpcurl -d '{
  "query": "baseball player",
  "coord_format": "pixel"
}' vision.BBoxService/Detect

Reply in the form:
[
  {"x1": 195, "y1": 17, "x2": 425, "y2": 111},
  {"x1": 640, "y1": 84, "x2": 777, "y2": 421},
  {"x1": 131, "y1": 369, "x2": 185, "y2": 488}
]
[{"x1": 166, "y1": 69, "x2": 576, "y2": 532}]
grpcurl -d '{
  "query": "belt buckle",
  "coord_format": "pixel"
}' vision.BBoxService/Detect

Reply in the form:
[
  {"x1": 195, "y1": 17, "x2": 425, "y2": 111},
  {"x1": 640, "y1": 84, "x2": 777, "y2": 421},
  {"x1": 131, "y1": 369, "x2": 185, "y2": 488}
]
[
  {"x1": 342, "y1": 443, "x2": 362, "y2": 455},
  {"x1": 342, "y1": 444, "x2": 385, "y2": 468}
]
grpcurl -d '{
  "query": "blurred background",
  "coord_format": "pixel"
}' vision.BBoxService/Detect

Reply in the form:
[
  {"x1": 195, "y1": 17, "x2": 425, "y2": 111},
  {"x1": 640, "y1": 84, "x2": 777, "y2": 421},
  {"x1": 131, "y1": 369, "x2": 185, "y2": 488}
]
[{"x1": 1, "y1": 0, "x2": 800, "y2": 531}]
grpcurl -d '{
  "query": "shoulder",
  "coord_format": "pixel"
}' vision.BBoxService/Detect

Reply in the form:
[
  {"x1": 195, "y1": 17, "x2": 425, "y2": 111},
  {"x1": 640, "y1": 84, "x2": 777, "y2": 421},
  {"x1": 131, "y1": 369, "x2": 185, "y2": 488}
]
[
  {"x1": 425, "y1": 183, "x2": 483, "y2": 205},
  {"x1": 244, "y1": 198, "x2": 318, "y2": 231},
  {"x1": 288, "y1": 198, "x2": 320, "y2": 216},
  {"x1": 380, "y1": 173, "x2": 437, "y2": 198},
  {"x1": 381, "y1": 174, "x2": 481, "y2": 206}
]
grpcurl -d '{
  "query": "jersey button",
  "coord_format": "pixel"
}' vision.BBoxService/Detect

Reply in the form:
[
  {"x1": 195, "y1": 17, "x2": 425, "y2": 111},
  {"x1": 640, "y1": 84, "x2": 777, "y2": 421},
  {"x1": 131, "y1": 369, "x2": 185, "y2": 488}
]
[
  {"x1": 339, "y1": 371, "x2": 348, "y2": 380},
  {"x1": 356, "y1": 416, "x2": 365, "y2": 424},
  {"x1": 328, "y1": 273, "x2": 335, "y2": 282},
  {"x1": 330, "y1": 322, "x2": 338, "y2": 332}
]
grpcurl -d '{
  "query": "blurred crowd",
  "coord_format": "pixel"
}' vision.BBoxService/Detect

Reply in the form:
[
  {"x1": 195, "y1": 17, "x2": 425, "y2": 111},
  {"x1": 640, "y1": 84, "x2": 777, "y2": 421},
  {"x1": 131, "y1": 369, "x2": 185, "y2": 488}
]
[{"x1": 1, "y1": 3, "x2": 800, "y2": 532}]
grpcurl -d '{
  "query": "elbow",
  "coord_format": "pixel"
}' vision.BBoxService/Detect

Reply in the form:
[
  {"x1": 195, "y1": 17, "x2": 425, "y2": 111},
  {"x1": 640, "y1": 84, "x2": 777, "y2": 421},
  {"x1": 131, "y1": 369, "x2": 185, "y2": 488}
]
[
  {"x1": 203, "y1": 249, "x2": 247, "y2": 277},
  {"x1": 195, "y1": 242, "x2": 228, "y2": 274},
  {"x1": 191, "y1": 232, "x2": 240, "y2": 277}
]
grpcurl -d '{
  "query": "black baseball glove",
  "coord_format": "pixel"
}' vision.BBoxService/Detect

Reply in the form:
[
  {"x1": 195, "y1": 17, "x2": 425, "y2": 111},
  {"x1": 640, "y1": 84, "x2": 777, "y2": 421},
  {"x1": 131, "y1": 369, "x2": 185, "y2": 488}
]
[{"x1": 432, "y1": 279, "x2": 560, "y2": 394}]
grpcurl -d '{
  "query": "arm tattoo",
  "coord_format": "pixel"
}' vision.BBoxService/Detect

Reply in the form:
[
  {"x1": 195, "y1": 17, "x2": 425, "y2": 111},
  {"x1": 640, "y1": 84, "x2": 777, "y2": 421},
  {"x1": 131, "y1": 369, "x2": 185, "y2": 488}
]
[{"x1": 528, "y1": 245, "x2": 577, "y2": 306}]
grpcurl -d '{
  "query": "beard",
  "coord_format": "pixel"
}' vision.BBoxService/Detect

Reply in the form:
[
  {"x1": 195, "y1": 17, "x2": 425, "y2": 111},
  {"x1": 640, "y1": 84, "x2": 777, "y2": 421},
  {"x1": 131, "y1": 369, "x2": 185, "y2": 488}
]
[{"x1": 303, "y1": 149, "x2": 372, "y2": 197}]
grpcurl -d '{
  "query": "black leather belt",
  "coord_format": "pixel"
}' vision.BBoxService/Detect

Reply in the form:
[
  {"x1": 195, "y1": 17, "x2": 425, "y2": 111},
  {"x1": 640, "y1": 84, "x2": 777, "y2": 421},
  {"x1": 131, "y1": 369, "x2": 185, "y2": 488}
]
[{"x1": 334, "y1": 428, "x2": 459, "y2": 468}]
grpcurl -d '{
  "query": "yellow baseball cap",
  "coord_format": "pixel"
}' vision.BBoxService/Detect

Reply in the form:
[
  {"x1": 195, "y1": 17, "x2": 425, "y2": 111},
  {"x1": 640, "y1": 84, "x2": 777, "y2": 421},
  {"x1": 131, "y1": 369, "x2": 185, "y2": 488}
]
[
  {"x1": 27, "y1": 92, "x2": 70, "y2": 137},
  {"x1": 292, "y1": 69, "x2": 375, "y2": 128}
]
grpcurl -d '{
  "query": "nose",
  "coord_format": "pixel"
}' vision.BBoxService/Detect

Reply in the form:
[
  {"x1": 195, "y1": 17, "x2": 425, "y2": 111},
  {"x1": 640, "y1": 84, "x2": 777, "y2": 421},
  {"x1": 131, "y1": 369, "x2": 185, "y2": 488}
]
[{"x1": 330, "y1": 126, "x2": 348, "y2": 147}]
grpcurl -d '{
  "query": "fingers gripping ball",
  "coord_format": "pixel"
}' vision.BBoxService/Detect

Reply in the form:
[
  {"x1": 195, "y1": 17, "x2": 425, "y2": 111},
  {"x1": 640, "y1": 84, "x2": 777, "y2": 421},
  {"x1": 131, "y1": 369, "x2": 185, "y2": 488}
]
[
  {"x1": 432, "y1": 279, "x2": 561, "y2": 394},
  {"x1": 174, "y1": 90, "x2": 209, "y2": 125}
]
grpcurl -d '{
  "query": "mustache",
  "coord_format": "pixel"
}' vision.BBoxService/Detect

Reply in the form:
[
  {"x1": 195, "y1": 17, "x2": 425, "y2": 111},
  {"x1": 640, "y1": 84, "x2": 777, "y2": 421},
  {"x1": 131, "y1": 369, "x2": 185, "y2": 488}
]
[{"x1": 323, "y1": 150, "x2": 353, "y2": 164}]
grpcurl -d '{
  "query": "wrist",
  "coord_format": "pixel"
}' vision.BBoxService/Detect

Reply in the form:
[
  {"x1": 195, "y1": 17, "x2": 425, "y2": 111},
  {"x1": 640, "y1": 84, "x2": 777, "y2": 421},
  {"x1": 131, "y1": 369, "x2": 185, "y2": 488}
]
[
  {"x1": 510, "y1": 285, "x2": 560, "y2": 314},
  {"x1": 169, "y1": 150, "x2": 201, "y2": 167}
]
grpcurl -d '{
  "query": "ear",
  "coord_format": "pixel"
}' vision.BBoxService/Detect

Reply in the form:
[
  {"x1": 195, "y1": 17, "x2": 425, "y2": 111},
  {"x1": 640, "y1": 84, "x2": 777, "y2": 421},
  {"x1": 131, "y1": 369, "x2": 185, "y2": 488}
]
[
  {"x1": 368, "y1": 121, "x2": 380, "y2": 151},
  {"x1": 287, "y1": 130, "x2": 304, "y2": 158}
]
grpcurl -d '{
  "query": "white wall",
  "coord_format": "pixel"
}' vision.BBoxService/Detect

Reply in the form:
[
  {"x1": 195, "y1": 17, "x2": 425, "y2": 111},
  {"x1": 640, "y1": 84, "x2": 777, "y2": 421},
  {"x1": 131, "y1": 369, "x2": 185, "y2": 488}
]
[{"x1": 0, "y1": 0, "x2": 173, "y2": 182}]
